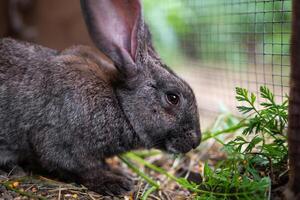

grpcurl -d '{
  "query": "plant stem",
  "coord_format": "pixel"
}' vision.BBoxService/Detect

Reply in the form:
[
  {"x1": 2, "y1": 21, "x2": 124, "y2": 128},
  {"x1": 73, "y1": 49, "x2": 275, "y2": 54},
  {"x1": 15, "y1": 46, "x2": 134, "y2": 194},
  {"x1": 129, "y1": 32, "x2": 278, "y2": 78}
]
[
  {"x1": 124, "y1": 152, "x2": 178, "y2": 181},
  {"x1": 141, "y1": 186, "x2": 157, "y2": 200},
  {"x1": 202, "y1": 123, "x2": 246, "y2": 142},
  {"x1": 118, "y1": 155, "x2": 160, "y2": 189}
]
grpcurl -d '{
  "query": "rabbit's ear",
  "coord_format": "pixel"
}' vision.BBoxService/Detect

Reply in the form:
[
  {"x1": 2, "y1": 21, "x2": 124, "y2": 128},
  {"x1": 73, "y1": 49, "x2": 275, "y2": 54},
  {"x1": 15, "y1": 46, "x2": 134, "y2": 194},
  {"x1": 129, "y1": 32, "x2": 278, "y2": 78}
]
[{"x1": 80, "y1": 0, "x2": 141, "y2": 76}]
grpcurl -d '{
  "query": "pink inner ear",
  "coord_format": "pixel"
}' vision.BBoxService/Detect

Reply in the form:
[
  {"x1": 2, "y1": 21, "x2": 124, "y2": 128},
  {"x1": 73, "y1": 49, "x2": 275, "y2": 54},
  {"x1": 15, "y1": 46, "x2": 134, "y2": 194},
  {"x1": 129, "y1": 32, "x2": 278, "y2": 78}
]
[{"x1": 93, "y1": 0, "x2": 140, "y2": 61}]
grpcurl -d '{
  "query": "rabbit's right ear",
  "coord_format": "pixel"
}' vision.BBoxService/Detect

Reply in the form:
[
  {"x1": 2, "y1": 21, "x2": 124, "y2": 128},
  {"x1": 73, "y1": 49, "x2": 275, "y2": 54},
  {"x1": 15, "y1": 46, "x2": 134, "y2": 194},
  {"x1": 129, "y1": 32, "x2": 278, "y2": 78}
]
[{"x1": 80, "y1": 0, "x2": 142, "y2": 78}]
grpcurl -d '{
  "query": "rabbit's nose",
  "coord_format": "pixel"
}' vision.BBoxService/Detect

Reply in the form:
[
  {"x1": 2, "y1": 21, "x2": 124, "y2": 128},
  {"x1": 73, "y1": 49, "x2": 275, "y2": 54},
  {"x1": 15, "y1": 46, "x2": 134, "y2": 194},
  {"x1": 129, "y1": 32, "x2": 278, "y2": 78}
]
[{"x1": 191, "y1": 130, "x2": 201, "y2": 149}]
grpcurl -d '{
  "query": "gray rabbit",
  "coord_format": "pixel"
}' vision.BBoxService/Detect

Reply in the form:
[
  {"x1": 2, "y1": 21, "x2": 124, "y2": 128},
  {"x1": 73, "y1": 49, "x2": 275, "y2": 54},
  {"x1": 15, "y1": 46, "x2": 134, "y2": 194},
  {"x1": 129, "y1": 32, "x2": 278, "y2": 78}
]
[{"x1": 0, "y1": 0, "x2": 201, "y2": 195}]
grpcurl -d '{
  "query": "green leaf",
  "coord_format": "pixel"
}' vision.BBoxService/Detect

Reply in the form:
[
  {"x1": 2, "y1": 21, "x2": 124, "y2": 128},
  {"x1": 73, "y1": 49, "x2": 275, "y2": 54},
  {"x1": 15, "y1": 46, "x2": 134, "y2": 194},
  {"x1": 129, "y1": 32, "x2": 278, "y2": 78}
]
[
  {"x1": 235, "y1": 87, "x2": 249, "y2": 102},
  {"x1": 260, "y1": 86, "x2": 274, "y2": 104},
  {"x1": 204, "y1": 162, "x2": 213, "y2": 177},
  {"x1": 244, "y1": 136, "x2": 263, "y2": 153},
  {"x1": 251, "y1": 93, "x2": 256, "y2": 104},
  {"x1": 237, "y1": 106, "x2": 254, "y2": 114}
]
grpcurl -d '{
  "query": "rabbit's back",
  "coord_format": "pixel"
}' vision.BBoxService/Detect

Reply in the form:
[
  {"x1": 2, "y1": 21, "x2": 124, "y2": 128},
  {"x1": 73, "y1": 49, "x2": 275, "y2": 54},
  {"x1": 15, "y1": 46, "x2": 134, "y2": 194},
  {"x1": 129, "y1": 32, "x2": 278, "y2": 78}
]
[
  {"x1": 0, "y1": 38, "x2": 58, "y2": 73},
  {"x1": 0, "y1": 38, "x2": 117, "y2": 167}
]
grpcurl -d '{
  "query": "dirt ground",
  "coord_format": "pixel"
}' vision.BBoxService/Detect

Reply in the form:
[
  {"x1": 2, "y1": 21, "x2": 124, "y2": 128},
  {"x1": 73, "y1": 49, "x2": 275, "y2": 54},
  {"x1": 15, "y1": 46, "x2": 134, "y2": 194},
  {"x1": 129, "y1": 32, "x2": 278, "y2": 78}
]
[{"x1": 0, "y1": 152, "x2": 206, "y2": 200}]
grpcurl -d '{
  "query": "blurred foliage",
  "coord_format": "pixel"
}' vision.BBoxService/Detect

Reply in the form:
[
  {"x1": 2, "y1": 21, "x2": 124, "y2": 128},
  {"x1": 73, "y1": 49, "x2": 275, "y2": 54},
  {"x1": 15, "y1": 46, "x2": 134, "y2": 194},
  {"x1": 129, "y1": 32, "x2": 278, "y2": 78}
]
[{"x1": 143, "y1": 0, "x2": 292, "y2": 68}]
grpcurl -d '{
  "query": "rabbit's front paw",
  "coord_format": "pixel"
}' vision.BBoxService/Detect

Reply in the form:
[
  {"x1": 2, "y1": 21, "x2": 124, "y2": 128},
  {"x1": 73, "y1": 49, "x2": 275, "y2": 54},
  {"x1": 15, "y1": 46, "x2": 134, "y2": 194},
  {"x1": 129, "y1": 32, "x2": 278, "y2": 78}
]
[
  {"x1": 101, "y1": 174, "x2": 134, "y2": 196},
  {"x1": 84, "y1": 172, "x2": 134, "y2": 196}
]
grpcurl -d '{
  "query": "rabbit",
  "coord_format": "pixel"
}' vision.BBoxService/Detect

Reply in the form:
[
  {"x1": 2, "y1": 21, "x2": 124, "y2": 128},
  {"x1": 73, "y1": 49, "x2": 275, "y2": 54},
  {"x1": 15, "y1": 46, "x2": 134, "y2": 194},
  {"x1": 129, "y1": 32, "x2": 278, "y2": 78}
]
[{"x1": 0, "y1": 0, "x2": 201, "y2": 195}]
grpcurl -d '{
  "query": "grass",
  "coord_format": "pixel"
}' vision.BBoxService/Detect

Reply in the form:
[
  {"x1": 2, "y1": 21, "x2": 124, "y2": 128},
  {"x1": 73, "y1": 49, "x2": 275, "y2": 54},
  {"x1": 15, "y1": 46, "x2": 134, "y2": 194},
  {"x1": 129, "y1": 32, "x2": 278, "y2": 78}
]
[{"x1": 121, "y1": 86, "x2": 288, "y2": 200}]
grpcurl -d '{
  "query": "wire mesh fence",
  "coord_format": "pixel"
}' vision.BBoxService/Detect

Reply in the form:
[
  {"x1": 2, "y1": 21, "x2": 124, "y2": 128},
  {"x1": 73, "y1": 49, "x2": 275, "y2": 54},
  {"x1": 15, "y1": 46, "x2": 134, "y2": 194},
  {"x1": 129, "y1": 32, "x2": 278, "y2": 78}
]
[{"x1": 144, "y1": 0, "x2": 292, "y2": 126}]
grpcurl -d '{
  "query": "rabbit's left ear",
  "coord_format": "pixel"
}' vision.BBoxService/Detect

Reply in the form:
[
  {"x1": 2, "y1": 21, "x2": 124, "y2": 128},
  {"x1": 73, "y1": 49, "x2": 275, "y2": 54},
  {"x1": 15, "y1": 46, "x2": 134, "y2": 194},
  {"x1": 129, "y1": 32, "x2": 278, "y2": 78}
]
[{"x1": 80, "y1": 0, "x2": 142, "y2": 77}]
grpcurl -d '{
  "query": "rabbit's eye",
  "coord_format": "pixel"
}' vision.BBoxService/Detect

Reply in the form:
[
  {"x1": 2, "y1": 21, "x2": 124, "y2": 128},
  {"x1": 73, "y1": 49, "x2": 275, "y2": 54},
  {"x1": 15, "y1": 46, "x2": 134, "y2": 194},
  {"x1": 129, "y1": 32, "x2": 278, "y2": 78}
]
[{"x1": 166, "y1": 93, "x2": 179, "y2": 105}]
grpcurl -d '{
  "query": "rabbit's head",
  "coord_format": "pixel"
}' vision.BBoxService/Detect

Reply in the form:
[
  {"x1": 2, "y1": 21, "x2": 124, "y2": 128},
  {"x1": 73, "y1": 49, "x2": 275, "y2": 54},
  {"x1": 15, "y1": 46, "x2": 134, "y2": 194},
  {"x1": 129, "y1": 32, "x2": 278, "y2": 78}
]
[{"x1": 81, "y1": 0, "x2": 201, "y2": 154}]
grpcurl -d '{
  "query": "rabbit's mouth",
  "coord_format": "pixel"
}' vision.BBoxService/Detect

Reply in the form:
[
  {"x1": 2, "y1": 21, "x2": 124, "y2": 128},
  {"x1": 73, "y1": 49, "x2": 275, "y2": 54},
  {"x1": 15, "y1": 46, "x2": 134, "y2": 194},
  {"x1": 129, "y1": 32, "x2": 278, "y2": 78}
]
[
  {"x1": 165, "y1": 139, "x2": 195, "y2": 154},
  {"x1": 152, "y1": 135, "x2": 200, "y2": 154},
  {"x1": 164, "y1": 131, "x2": 201, "y2": 154},
  {"x1": 153, "y1": 141, "x2": 194, "y2": 154},
  {"x1": 149, "y1": 130, "x2": 201, "y2": 154}
]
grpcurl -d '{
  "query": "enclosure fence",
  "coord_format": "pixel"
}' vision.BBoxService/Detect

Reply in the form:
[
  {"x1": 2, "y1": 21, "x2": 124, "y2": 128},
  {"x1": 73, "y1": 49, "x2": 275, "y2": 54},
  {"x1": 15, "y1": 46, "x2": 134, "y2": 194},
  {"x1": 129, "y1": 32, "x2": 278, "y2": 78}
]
[{"x1": 145, "y1": 0, "x2": 292, "y2": 125}]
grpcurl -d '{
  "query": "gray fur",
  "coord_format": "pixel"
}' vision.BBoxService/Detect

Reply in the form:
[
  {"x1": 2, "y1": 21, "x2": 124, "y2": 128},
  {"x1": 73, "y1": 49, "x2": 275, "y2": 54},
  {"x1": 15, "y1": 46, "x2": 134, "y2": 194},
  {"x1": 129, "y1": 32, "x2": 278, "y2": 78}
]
[{"x1": 0, "y1": 0, "x2": 201, "y2": 196}]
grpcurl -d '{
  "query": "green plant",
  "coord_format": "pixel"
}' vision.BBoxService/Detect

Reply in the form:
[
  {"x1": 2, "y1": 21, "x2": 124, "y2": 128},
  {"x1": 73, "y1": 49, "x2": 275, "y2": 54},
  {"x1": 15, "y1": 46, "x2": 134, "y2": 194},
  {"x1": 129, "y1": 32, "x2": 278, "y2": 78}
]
[
  {"x1": 228, "y1": 86, "x2": 288, "y2": 166},
  {"x1": 188, "y1": 86, "x2": 288, "y2": 199}
]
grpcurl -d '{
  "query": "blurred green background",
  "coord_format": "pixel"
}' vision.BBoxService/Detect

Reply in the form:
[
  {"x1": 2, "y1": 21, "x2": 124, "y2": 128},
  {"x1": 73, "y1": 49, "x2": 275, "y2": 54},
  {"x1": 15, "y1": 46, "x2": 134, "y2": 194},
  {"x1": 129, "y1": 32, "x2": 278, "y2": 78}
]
[{"x1": 143, "y1": 0, "x2": 291, "y2": 68}]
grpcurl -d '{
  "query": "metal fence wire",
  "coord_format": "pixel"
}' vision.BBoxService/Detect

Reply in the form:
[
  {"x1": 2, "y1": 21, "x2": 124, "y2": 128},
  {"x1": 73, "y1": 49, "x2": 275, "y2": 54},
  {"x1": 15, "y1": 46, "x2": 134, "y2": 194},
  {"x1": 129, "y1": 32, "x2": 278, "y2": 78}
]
[{"x1": 145, "y1": 0, "x2": 292, "y2": 125}]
